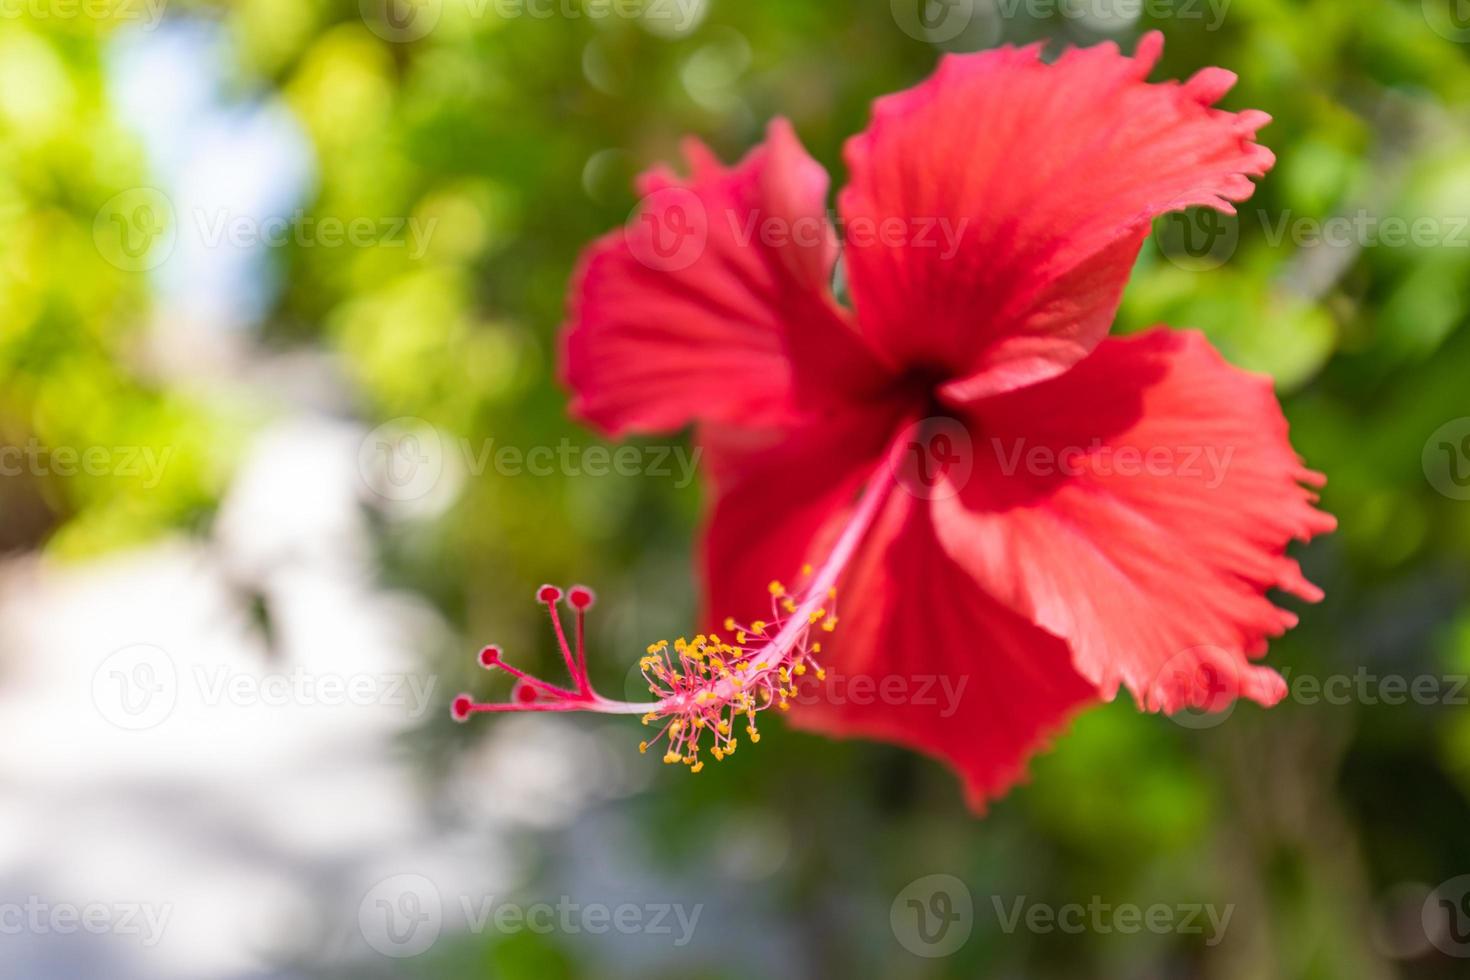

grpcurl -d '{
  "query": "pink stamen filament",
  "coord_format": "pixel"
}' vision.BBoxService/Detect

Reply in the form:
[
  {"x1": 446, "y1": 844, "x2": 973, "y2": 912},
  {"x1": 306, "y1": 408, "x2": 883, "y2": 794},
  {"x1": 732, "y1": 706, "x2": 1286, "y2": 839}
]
[{"x1": 451, "y1": 436, "x2": 904, "y2": 768}]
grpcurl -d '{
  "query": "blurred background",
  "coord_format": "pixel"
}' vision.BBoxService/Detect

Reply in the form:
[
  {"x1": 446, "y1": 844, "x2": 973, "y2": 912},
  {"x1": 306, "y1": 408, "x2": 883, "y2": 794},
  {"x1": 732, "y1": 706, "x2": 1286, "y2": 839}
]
[{"x1": 3, "y1": 0, "x2": 1470, "y2": 977}]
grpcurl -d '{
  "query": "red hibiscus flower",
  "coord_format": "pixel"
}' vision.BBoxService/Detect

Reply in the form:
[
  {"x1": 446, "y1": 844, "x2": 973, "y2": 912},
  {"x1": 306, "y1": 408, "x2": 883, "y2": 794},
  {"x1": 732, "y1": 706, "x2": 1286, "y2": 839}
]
[{"x1": 453, "y1": 33, "x2": 1335, "y2": 811}]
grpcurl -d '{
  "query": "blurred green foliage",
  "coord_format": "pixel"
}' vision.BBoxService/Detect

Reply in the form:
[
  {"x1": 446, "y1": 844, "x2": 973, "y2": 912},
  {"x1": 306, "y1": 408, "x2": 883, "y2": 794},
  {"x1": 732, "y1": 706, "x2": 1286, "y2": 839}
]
[{"x1": 3, "y1": 0, "x2": 1470, "y2": 977}]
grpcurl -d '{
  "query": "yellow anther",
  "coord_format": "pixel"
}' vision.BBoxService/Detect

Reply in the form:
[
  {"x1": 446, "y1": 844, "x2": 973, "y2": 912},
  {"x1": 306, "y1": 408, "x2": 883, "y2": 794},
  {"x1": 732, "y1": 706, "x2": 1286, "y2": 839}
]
[
  {"x1": 639, "y1": 741, "x2": 648, "y2": 754},
  {"x1": 751, "y1": 620, "x2": 765, "y2": 632},
  {"x1": 815, "y1": 668, "x2": 827, "y2": 681},
  {"x1": 793, "y1": 663, "x2": 807, "y2": 676},
  {"x1": 779, "y1": 700, "x2": 790, "y2": 711},
  {"x1": 822, "y1": 619, "x2": 837, "y2": 632},
  {"x1": 723, "y1": 617, "x2": 736, "y2": 630},
  {"x1": 801, "y1": 563, "x2": 813, "y2": 576},
  {"x1": 690, "y1": 761, "x2": 704, "y2": 773},
  {"x1": 769, "y1": 580, "x2": 785, "y2": 596}
]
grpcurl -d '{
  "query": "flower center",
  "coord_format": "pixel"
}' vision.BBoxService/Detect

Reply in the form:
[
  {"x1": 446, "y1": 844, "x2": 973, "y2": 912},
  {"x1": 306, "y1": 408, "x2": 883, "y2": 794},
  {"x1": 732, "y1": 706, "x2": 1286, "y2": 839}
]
[{"x1": 636, "y1": 572, "x2": 838, "y2": 771}]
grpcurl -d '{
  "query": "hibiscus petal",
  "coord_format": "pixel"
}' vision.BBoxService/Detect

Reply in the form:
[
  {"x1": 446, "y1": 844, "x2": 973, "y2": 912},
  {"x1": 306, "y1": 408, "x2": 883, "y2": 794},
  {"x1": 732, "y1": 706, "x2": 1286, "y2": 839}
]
[
  {"x1": 837, "y1": 31, "x2": 1274, "y2": 399},
  {"x1": 932, "y1": 329, "x2": 1336, "y2": 715},
  {"x1": 700, "y1": 404, "x2": 899, "y2": 627},
  {"x1": 703, "y1": 418, "x2": 1094, "y2": 811},
  {"x1": 562, "y1": 119, "x2": 886, "y2": 438},
  {"x1": 798, "y1": 490, "x2": 1095, "y2": 811}
]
